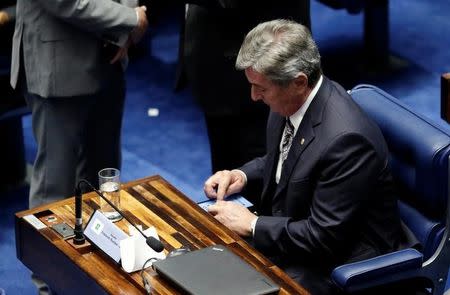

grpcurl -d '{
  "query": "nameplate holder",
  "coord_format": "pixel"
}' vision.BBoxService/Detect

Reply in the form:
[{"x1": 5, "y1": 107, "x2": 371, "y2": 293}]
[{"x1": 84, "y1": 210, "x2": 129, "y2": 263}]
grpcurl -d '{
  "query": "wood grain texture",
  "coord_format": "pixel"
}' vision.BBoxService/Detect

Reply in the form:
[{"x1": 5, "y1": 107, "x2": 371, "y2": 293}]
[{"x1": 16, "y1": 175, "x2": 309, "y2": 294}]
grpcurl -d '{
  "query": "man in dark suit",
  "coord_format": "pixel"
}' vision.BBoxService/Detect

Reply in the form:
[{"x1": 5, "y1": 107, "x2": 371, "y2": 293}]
[
  {"x1": 183, "y1": 1, "x2": 310, "y2": 173},
  {"x1": 204, "y1": 20, "x2": 410, "y2": 294}
]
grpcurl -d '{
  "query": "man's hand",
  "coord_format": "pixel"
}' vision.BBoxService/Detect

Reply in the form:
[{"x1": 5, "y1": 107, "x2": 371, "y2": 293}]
[
  {"x1": 204, "y1": 170, "x2": 246, "y2": 200},
  {"x1": 109, "y1": 37, "x2": 132, "y2": 64},
  {"x1": 130, "y1": 6, "x2": 148, "y2": 44},
  {"x1": 208, "y1": 201, "x2": 257, "y2": 237},
  {"x1": 0, "y1": 11, "x2": 11, "y2": 26}
]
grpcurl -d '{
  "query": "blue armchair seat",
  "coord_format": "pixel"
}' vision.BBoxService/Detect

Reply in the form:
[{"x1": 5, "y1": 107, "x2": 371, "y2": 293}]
[
  {"x1": 333, "y1": 249, "x2": 423, "y2": 292},
  {"x1": 331, "y1": 85, "x2": 450, "y2": 294}
]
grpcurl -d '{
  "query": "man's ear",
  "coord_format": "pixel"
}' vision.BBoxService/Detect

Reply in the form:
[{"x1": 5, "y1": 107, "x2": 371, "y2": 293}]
[{"x1": 293, "y1": 73, "x2": 308, "y2": 89}]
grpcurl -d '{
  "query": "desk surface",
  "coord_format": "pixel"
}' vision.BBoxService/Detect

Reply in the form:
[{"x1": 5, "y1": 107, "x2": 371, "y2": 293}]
[{"x1": 15, "y1": 175, "x2": 308, "y2": 295}]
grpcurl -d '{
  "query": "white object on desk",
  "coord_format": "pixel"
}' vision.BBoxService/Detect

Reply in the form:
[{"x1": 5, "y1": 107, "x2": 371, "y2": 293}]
[
  {"x1": 120, "y1": 226, "x2": 166, "y2": 273},
  {"x1": 197, "y1": 194, "x2": 253, "y2": 211}
]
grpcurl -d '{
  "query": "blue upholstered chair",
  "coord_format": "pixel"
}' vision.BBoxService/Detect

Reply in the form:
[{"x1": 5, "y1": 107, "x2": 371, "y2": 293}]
[{"x1": 331, "y1": 85, "x2": 450, "y2": 294}]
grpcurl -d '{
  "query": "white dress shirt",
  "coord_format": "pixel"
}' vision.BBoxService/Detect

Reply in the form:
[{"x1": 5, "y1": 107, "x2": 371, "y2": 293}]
[{"x1": 275, "y1": 75, "x2": 323, "y2": 183}]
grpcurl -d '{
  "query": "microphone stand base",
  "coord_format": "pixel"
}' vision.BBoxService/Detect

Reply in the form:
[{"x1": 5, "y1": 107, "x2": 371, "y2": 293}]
[{"x1": 67, "y1": 238, "x2": 92, "y2": 254}]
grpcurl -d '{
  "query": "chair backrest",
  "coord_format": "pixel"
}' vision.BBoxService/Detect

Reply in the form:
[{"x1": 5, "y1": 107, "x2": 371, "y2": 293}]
[{"x1": 350, "y1": 85, "x2": 450, "y2": 260}]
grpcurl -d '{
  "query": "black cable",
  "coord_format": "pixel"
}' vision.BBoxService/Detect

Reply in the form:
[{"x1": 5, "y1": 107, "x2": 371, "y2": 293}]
[
  {"x1": 76, "y1": 179, "x2": 164, "y2": 252},
  {"x1": 140, "y1": 257, "x2": 159, "y2": 294}
]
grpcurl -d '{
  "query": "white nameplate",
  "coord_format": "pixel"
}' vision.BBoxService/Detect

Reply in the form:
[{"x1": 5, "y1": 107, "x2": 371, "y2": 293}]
[
  {"x1": 84, "y1": 210, "x2": 128, "y2": 263},
  {"x1": 23, "y1": 215, "x2": 47, "y2": 230}
]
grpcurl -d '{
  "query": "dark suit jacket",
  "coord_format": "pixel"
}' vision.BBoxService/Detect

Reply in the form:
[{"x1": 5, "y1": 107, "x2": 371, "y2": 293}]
[
  {"x1": 240, "y1": 77, "x2": 408, "y2": 292},
  {"x1": 183, "y1": 1, "x2": 310, "y2": 116}
]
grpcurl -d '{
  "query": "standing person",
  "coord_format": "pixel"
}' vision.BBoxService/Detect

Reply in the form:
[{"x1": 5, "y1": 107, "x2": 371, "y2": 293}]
[
  {"x1": 183, "y1": 1, "x2": 310, "y2": 173},
  {"x1": 11, "y1": 0, "x2": 149, "y2": 294},
  {"x1": 203, "y1": 20, "x2": 417, "y2": 294},
  {"x1": 10, "y1": 0, "x2": 148, "y2": 209}
]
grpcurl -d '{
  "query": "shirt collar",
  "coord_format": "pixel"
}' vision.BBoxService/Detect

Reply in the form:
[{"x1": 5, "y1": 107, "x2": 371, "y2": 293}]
[{"x1": 289, "y1": 75, "x2": 323, "y2": 133}]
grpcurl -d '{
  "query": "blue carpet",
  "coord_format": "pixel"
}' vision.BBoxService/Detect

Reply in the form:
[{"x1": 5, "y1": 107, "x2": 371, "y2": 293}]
[
  {"x1": 2, "y1": 0, "x2": 450, "y2": 293},
  {"x1": 0, "y1": 186, "x2": 34, "y2": 293},
  {"x1": 312, "y1": 0, "x2": 450, "y2": 125}
]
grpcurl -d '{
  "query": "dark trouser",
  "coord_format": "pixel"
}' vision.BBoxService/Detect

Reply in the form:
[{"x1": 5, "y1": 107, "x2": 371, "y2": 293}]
[
  {"x1": 23, "y1": 72, "x2": 125, "y2": 209},
  {"x1": 204, "y1": 105, "x2": 268, "y2": 173}
]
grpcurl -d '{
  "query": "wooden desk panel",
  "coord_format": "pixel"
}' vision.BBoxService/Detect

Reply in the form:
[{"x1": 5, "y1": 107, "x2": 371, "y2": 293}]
[{"x1": 16, "y1": 175, "x2": 308, "y2": 295}]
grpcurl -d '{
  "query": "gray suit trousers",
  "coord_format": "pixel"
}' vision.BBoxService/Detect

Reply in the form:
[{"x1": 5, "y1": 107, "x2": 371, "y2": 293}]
[{"x1": 23, "y1": 66, "x2": 125, "y2": 208}]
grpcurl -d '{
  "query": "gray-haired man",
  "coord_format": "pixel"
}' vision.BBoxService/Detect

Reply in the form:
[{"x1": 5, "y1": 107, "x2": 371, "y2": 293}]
[{"x1": 204, "y1": 19, "x2": 414, "y2": 294}]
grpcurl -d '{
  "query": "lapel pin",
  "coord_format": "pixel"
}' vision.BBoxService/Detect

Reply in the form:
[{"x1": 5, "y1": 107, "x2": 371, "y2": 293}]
[{"x1": 300, "y1": 138, "x2": 305, "y2": 145}]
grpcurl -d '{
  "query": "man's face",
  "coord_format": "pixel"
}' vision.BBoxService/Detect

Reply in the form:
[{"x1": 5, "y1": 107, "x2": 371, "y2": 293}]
[{"x1": 244, "y1": 68, "x2": 306, "y2": 117}]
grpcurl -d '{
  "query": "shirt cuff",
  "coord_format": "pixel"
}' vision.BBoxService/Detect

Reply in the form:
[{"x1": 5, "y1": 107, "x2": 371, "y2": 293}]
[
  {"x1": 250, "y1": 217, "x2": 258, "y2": 237},
  {"x1": 232, "y1": 169, "x2": 247, "y2": 186}
]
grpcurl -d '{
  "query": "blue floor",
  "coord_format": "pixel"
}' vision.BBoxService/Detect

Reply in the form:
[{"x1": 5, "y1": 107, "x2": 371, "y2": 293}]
[{"x1": 1, "y1": 0, "x2": 450, "y2": 293}]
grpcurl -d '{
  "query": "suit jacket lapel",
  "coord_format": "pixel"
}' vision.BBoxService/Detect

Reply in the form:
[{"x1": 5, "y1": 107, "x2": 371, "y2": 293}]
[
  {"x1": 260, "y1": 114, "x2": 285, "y2": 206},
  {"x1": 275, "y1": 115, "x2": 315, "y2": 196},
  {"x1": 274, "y1": 77, "x2": 332, "y2": 198}
]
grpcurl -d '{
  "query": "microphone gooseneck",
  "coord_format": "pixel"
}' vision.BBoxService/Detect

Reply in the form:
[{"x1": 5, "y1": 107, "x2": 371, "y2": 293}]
[{"x1": 74, "y1": 179, "x2": 164, "y2": 252}]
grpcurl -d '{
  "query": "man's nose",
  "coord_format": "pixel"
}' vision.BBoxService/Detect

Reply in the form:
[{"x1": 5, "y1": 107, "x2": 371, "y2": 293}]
[{"x1": 251, "y1": 87, "x2": 261, "y2": 101}]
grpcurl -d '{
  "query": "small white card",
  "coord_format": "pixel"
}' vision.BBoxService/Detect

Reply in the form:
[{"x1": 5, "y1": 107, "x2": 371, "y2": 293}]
[
  {"x1": 23, "y1": 215, "x2": 47, "y2": 230},
  {"x1": 84, "y1": 210, "x2": 128, "y2": 263},
  {"x1": 197, "y1": 194, "x2": 253, "y2": 211}
]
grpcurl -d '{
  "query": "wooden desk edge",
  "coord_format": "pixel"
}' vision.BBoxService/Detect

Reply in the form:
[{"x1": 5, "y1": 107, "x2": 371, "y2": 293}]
[
  {"x1": 15, "y1": 174, "x2": 309, "y2": 295},
  {"x1": 15, "y1": 175, "x2": 164, "y2": 218}
]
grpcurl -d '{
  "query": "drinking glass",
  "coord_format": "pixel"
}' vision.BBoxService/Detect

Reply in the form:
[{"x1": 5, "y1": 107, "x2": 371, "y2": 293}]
[{"x1": 98, "y1": 168, "x2": 122, "y2": 222}]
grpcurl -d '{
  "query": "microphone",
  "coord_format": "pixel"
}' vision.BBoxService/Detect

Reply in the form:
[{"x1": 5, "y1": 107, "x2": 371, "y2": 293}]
[{"x1": 73, "y1": 179, "x2": 164, "y2": 253}]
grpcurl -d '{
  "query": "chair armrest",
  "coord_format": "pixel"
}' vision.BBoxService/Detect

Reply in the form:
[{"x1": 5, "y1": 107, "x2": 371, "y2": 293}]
[{"x1": 331, "y1": 248, "x2": 423, "y2": 292}]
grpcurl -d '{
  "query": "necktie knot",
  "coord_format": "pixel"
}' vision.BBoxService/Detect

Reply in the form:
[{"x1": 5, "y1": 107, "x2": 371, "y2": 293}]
[{"x1": 281, "y1": 118, "x2": 294, "y2": 163}]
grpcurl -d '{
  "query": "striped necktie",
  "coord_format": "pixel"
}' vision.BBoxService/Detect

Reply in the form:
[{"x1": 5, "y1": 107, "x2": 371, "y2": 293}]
[{"x1": 280, "y1": 118, "x2": 295, "y2": 164}]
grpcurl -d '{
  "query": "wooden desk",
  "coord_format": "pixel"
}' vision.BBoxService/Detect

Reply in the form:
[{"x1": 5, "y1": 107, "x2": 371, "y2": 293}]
[{"x1": 15, "y1": 175, "x2": 308, "y2": 295}]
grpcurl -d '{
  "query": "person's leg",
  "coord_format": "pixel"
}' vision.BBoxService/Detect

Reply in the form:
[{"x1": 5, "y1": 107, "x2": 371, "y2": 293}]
[
  {"x1": 82, "y1": 66, "x2": 125, "y2": 188},
  {"x1": 237, "y1": 103, "x2": 268, "y2": 165},
  {"x1": 204, "y1": 114, "x2": 239, "y2": 173},
  {"x1": 204, "y1": 104, "x2": 268, "y2": 174},
  {"x1": 24, "y1": 92, "x2": 93, "y2": 208}
]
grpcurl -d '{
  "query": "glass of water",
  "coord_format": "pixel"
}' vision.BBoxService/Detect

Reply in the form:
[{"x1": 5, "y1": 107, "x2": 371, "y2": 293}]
[{"x1": 98, "y1": 168, "x2": 122, "y2": 222}]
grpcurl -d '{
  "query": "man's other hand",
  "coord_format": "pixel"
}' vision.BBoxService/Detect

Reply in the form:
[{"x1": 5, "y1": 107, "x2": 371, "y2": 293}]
[
  {"x1": 110, "y1": 37, "x2": 132, "y2": 64},
  {"x1": 208, "y1": 201, "x2": 256, "y2": 237},
  {"x1": 130, "y1": 6, "x2": 148, "y2": 44},
  {"x1": 0, "y1": 11, "x2": 11, "y2": 26},
  {"x1": 204, "y1": 170, "x2": 246, "y2": 200}
]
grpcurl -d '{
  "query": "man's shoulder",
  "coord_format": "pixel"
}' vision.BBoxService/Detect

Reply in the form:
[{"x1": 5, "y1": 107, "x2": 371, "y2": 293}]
[{"x1": 317, "y1": 80, "x2": 384, "y2": 140}]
